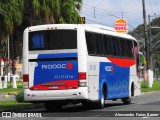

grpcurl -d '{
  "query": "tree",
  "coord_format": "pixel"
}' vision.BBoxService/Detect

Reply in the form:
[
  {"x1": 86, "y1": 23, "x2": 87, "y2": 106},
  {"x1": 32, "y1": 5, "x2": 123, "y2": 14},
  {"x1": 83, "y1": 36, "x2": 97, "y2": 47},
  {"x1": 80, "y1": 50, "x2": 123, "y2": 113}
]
[
  {"x1": 0, "y1": 0, "x2": 82, "y2": 75},
  {"x1": 22, "y1": 0, "x2": 82, "y2": 26},
  {"x1": 18, "y1": 0, "x2": 82, "y2": 56},
  {"x1": 0, "y1": 0, "x2": 24, "y2": 75}
]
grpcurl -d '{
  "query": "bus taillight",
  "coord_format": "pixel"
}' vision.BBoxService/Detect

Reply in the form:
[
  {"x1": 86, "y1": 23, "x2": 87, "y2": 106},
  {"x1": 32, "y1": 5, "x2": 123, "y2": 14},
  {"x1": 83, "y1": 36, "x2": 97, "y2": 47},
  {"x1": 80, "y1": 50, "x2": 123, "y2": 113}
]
[
  {"x1": 78, "y1": 72, "x2": 87, "y2": 87},
  {"x1": 23, "y1": 74, "x2": 29, "y2": 82},
  {"x1": 78, "y1": 72, "x2": 86, "y2": 80},
  {"x1": 23, "y1": 74, "x2": 29, "y2": 89}
]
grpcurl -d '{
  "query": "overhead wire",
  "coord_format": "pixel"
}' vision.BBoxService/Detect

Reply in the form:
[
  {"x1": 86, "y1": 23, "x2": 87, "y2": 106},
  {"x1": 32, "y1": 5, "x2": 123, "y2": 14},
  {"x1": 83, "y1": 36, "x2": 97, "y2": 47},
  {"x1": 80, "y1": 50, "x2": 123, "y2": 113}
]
[
  {"x1": 155, "y1": 0, "x2": 160, "y2": 15},
  {"x1": 149, "y1": 0, "x2": 156, "y2": 15},
  {"x1": 83, "y1": 3, "x2": 143, "y2": 14},
  {"x1": 81, "y1": 3, "x2": 145, "y2": 37}
]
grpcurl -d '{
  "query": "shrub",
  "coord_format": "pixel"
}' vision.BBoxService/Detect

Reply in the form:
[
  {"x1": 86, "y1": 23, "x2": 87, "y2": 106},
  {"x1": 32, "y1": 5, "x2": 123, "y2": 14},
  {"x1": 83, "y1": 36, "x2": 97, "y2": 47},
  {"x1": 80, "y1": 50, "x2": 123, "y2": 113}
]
[{"x1": 15, "y1": 91, "x2": 25, "y2": 103}]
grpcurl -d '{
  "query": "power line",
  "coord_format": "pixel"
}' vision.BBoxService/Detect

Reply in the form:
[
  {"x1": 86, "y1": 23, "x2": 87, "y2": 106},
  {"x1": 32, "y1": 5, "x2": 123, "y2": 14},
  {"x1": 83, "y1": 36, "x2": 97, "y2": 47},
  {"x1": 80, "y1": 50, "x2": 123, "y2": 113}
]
[
  {"x1": 81, "y1": 9, "x2": 144, "y2": 36},
  {"x1": 155, "y1": 0, "x2": 160, "y2": 15},
  {"x1": 83, "y1": 3, "x2": 143, "y2": 14},
  {"x1": 82, "y1": 8, "x2": 143, "y2": 22},
  {"x1": 83, "y1": 8, "x2": 143, "y2": 18},
  {"x1": 86, "y1": 19, "x2": 111, "y2": 26},
  {"x1": 149, "y1": 0, "x2": 156, "y2": 15},
  {"x1": 82, "y1": 12, "x2": 115, "y2": 21}
]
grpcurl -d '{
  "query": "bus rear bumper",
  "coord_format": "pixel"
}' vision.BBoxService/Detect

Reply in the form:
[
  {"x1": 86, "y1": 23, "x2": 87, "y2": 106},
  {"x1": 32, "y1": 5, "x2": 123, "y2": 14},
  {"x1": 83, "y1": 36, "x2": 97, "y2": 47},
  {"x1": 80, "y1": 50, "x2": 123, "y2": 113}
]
[{"x1": 24, "y1": 87, "x2": 88, "y2": 101}]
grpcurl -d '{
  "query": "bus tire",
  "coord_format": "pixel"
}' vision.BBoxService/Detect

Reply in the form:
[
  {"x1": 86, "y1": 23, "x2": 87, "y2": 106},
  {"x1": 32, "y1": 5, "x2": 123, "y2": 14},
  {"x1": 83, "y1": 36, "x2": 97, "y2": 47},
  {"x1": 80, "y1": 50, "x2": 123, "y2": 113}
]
[
  {"x1": 45, "y1": 102, "x2": 62, "y2": 112},
  {"x1": 122, "y1": 97, "x2": 132, "y2": 105},
  {"x1": 97, "y1": 88, "x2": 105, "y2": 109}
]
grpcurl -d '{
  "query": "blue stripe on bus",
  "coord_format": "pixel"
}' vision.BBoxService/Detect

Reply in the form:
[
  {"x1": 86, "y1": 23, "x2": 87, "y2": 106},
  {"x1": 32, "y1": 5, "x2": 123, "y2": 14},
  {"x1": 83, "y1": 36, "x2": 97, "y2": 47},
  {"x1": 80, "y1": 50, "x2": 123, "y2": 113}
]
[
  {"x1": 37, "y1": 53, "x2": 77, "y2": 59},
  {"x1": 33, "y1": 53, "x2": 78, "y2": 85},
  {"x1": 99, "y1": 62, "x2": 130, "y2": 100}
]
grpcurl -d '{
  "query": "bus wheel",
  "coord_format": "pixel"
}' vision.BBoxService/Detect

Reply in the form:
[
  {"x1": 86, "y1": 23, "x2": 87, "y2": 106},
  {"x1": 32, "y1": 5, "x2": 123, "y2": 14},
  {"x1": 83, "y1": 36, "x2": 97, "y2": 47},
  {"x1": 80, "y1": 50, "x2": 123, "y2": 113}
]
[
  {"x1": 122, "y1": 97, "x2": 132, "y2": 105},
  {"x1": 97, "y1": 88, "x2": 105, "y2": 109},
  {"x1": 45, "y1": 102, "x2": 62, "y2": 112}
]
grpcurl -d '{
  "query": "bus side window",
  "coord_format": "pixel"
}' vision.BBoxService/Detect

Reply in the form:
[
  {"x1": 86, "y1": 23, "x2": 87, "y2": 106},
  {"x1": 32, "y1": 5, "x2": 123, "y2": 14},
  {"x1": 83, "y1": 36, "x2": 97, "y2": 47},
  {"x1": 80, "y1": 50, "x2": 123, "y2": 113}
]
[
  {"x1": 130, "y1": 40, "x2": 134, "y2": 58},
  {"x1": 118, "y1": 38, "x2": 123, "y2": 57},
  {"x1": 86, "y1": 32, "x2": 96, "y2": 55},
  {"x1": 103, "y1": 35, "x2": 112, "y2": 56},
  {"x1": 122, "y1": 39, "x2": 128, "y2": 57},
  {"x1": 126, "y1": 40, "x2": 133, "y2": 58},
  {"x1": 95, "y1": 33, "x2": 103, "y2": 56},
  {"x1": 115, "y1": 37, "x2": 121, "y2": 56},
  {"x1": 125, "y1": 40, "x2": 130, "y2": 57},
  {"x1": 111, "y1": 36, "x2": 119, "y2": 57}
]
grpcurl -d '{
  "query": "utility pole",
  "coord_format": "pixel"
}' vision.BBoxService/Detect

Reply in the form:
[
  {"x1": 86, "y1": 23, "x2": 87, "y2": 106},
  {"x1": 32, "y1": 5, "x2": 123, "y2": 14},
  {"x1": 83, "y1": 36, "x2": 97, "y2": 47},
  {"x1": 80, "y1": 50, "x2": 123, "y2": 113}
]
[
  {"x1": 142, "y1": 0, "x2": 149, "y2": 70},
  {"x1": 142, "y1": 0, "x2": 153, "y2": 87},
  {"x1": 148, "y1": 15, "x2": 160, "y2": 83},
  {"x1": 148, "y1": 15, "x2": 152, "y2": 70}
]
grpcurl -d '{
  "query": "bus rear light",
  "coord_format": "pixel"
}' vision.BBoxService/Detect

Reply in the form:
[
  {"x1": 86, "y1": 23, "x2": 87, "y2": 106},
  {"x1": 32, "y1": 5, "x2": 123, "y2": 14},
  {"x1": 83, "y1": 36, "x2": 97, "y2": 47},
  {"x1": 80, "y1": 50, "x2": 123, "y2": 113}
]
[
  {"x1": 79, "y1": 81, "x2": 87, "y2": 87},
  {"x1": 23, "y1": 74, "x2": 29, "y2": 89},
  {"x1": 78, "y1": 72, "x2": 86, "y2": 80},
  {"x1": 23, "y1": 74, "x2": 29, "y2": 82},
  {"x1": 78, "y1": 72, "x2": 87, "y2": 87}
]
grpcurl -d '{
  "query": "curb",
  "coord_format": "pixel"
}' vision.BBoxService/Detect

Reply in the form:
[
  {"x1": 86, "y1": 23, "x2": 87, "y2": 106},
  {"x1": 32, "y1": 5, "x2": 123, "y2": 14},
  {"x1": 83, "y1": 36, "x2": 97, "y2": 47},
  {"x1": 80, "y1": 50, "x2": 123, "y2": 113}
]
[
  {"x1": 0, "y1": 103, "x2": 44, "y2": 112},
  {"x1": 8, "y1": 92, "x2": 17, "y2": 95},
  {"x1": 141, "y1": 91, "x2": 160, "y2": 95}
]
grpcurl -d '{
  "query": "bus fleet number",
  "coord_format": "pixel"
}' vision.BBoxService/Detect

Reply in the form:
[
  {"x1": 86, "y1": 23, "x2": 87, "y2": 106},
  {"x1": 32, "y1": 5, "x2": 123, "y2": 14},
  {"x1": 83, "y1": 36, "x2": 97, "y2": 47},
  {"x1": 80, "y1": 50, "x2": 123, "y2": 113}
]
[{"x1": 90, "y1": 65, "x2": 96, "y2": 70}]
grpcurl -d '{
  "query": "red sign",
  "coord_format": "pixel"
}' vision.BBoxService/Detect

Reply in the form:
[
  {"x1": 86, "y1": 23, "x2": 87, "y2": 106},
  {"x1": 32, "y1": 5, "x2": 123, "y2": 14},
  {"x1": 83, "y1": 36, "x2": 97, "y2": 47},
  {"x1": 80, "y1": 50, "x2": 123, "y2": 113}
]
[{"x1": 114, "y1": 19, "x2": 128, "y2": 33}]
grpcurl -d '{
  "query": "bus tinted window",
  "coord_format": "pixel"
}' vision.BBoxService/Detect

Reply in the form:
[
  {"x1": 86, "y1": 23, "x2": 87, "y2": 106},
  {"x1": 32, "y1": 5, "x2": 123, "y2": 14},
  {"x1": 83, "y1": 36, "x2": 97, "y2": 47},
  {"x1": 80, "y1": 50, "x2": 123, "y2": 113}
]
[
  {"x1": 29, "y1": 31, "x2": 48, "y2": 50},
  {"x1": 29, "y1": 30, "x2": 77, "y2": 50},
  {"x1": 95, "y1": 34, "x2": 103, "y2": 55},
  {"x1": 103, "y1": 35, "x2": 112, "y2": 55},
  {"x1": 121, "y1": 39, "x2": 127, "y2": 57},
  {"x1": 86, "y1": 32, "x2": 96, "y2": 55},
  {"x1": 111, "y1": 36, "x2": 119, "y2": 56},
  {"x1": 127, "y1": 40, "x2": 133, "y2": 57},
  {"x1": 85, "y1": 31, "x2": 135, "y2": 59}
]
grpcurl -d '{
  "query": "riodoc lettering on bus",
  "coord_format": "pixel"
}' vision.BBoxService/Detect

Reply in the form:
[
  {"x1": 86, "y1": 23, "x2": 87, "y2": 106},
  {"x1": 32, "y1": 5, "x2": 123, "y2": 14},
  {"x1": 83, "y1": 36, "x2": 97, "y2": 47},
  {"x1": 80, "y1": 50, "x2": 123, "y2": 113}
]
[{"x1": 42, "y1": 64, "x2": 66, "y2": 69}]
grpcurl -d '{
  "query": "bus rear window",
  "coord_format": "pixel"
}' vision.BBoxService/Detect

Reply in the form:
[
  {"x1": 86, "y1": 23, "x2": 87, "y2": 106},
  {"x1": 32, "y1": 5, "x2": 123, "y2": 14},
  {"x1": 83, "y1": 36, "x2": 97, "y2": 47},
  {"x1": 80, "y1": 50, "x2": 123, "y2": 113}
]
[{"x1": 29, "y1": 30, "x2": 77, "y2": 50}]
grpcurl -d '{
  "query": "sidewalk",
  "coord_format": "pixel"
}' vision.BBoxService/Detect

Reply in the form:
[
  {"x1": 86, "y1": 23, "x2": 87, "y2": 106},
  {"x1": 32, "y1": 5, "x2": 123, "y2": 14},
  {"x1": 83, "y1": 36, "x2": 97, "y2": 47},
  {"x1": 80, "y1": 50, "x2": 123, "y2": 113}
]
[{"x1": 0, "y1": 93, "x2": 15, "y2": 101}]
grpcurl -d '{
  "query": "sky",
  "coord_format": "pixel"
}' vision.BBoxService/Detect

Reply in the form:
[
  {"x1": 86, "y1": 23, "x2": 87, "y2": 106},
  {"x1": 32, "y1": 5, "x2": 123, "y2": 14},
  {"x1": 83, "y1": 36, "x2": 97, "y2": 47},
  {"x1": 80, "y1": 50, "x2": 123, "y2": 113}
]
[{"x1": 80, "y1": 0, "x2": 160, "y2": 31}]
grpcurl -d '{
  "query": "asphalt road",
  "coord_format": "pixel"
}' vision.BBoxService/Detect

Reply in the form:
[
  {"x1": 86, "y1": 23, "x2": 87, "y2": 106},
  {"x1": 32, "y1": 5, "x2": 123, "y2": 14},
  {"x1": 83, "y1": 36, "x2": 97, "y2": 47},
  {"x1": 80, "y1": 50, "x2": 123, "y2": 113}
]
[
  {"x1": 23, "y1": 92, "x2": 160, "y2": 118},
  {"x1": 1, "y1": 92, "x2": 160, "y2": 120}
]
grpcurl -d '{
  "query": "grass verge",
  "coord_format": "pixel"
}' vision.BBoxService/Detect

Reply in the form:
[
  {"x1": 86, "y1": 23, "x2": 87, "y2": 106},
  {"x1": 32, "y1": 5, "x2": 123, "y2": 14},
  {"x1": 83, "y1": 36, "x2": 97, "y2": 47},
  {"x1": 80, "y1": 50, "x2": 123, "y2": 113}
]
[
  {"x1": 0, "y1": 81, "x2": 23, "y2": 93},
  {"x1": 141, "y1": 80, "x2": 160, "y2": 93},
  {"x1": 0, "y1": 100, "x2": 43, "y2": 111}
]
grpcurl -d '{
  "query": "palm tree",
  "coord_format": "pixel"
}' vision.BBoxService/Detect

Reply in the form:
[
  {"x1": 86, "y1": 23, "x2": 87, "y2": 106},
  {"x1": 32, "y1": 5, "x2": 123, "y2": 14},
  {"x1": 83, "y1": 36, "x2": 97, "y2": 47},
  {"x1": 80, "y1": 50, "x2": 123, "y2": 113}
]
[
  {"x1": 0, "y1": 0, "x2": 24, "y2": 75},
  {"x1": 22, "y1": 0, "x2": 82, "y2": 26},
  {"x1": 0, "y1": 0, "x2": 83, "y2": 75}
]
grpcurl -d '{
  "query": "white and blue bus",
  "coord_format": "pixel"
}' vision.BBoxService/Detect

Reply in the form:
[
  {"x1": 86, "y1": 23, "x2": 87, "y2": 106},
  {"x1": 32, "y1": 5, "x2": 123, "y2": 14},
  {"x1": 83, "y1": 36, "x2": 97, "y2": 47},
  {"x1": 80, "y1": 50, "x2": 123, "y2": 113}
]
[{"x1": 23, "y1": 24, "x2": 141, "y2": 111}]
